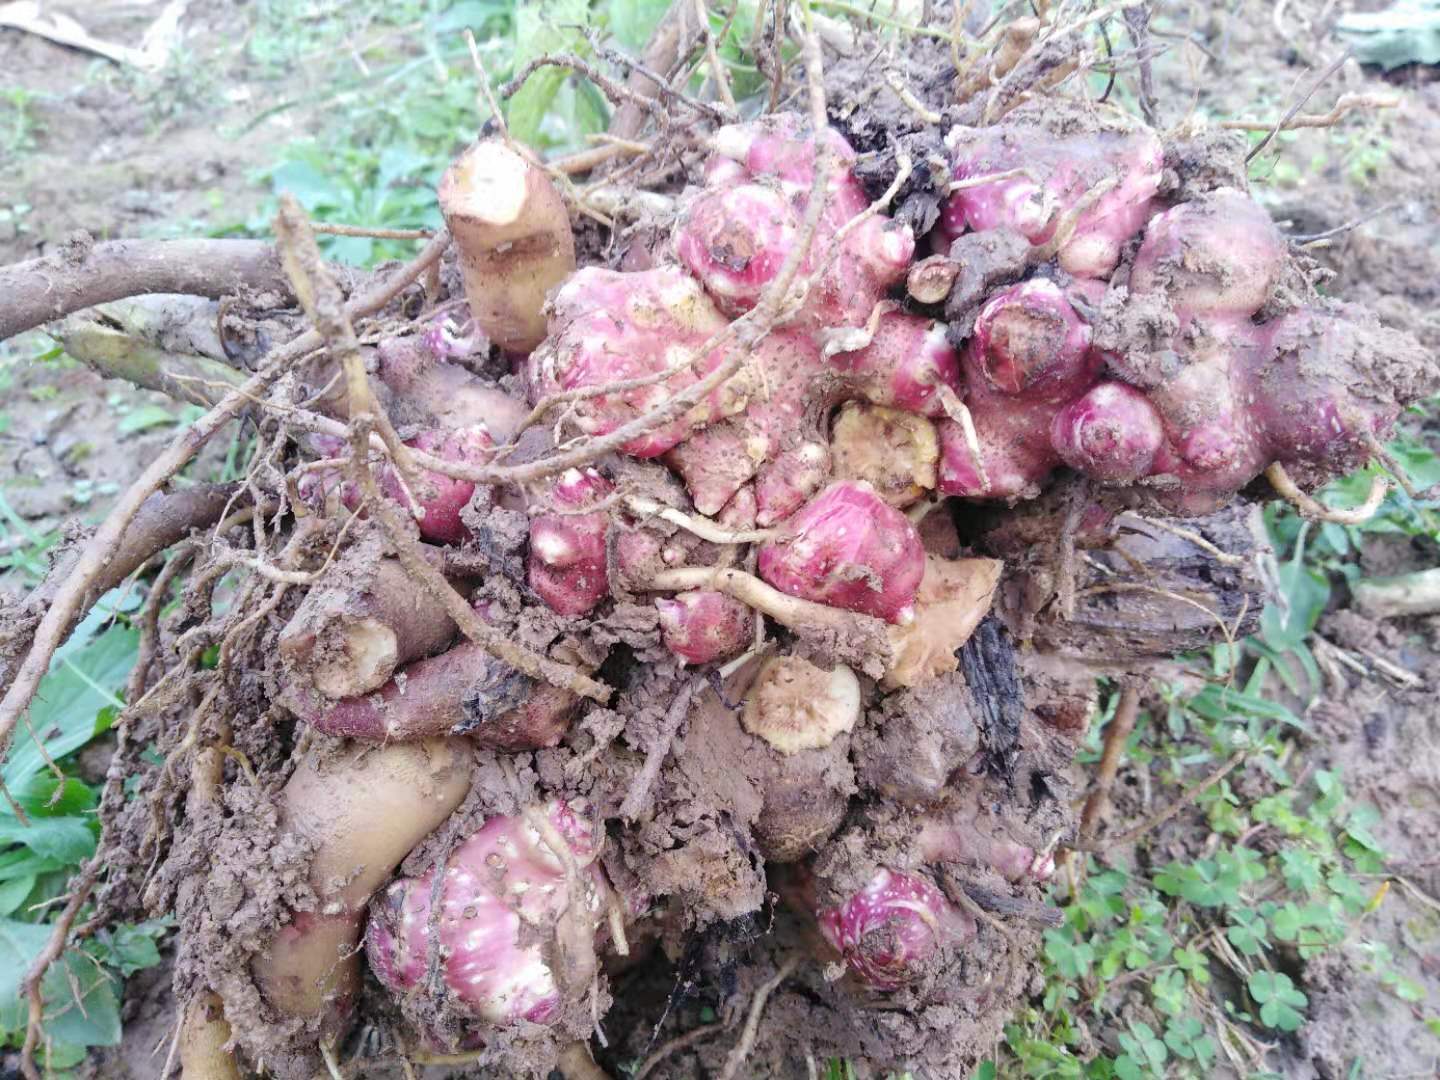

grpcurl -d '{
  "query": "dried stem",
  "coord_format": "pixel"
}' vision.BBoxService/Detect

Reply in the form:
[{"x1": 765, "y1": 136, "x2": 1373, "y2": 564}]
[
  {"x1": 0, "y1": 232, "x2": 449, "y2": 779},
  {"x1": 619, "y1": 676, "x2": 702, "y2": 821},
  {"x1": 272, "y1": 197, "x2": 610, "y2": 704},
  {"x1": 718, "y1": 956, "x2": 801, "y2": 1080}
]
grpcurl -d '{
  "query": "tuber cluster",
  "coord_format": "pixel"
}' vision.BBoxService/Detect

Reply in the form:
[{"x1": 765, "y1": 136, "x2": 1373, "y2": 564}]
[{"x1": 176, "y1": 80, "x2": 1433, "y2": 1080}]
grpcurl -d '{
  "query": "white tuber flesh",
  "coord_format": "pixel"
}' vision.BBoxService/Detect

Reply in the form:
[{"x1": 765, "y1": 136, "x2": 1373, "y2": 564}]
[
  {"x1": 438, "y1": 140, "x2": 576, "y2": 354},
  {"x1": 742, "y1": 655, "x2": 861, "y2": 754}
]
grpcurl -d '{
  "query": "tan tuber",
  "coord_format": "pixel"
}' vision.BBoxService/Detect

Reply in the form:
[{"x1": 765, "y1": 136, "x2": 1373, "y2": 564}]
[
  {"x1": 250, "y1": 738, "x2": 471, "y2": 1033},
  {"x1": 438, "y1": 139, "x2": 576, "y2": 354}
]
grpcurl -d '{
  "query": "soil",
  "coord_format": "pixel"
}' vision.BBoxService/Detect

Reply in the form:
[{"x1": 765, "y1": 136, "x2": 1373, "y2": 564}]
[{"x1": 4, "y1": 1, "x2": 1440, "y2": 1079}]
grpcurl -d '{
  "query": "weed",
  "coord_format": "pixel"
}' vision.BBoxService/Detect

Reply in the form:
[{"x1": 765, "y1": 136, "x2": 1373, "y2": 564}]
[{"x1": 980, "y1": 431, "x2": 1440, "y2": 1079}]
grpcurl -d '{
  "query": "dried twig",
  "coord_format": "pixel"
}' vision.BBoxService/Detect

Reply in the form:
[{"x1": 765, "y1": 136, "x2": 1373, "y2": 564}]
[
  {"x1": 19, "y1": 861, "x2": 101, "y2": 1080},
  {"x1": 620, "y1": 676, "x2": 702, "y2": 821},
  {"x1": 634, "y1": 1021, "x2": 725, "y2": 1080},
  {"x1": 1084, "y1": 751, "x2": 1248, "y2": 850},
  {"x1": 271, "y1": 198, "x2": 610, "y2": 704},
  {"x1": 1243, "y1": 51, "x2": 1357, "y2": 163},
  {"x1": 1223, "y1": 90, "x2": 1398, "y2": 137}
]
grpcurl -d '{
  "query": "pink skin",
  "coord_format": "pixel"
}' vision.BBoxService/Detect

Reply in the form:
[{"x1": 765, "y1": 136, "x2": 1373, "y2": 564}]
[
  {"x1": 1129, "y1": 188, "x2": 1286, "y2": 327},
  {"x1": 917, "y1": 814, "x2": 1056, "y2": 884},
  {"x1": 528, "y1": 468, "x2": 613, "y2": 616},
  {"x1": 968, "y1": 279, "x2": 1095, "y2": 399},
  {"x1": 758, "y1": 482, "x2": 926, "y2": 623},
  {"x1": 1051, "y1": 381, "x2": 1168, "y2": 483},
  {"x1": 365, "y1": 800, "x2": 606, "y2": 1028},
  {"x1": 755, "y1": 441, "x2": 831, "y2": 527},
  {"x1": 1252, "y1": 308, "x2": 1400, "y2": 470},
  {"x1": 382, "y1": 427, "x2": 490, "y2": 545},
  {"x1": 665, "y1": 330, "x2": 825, "y2": 516},
  {"x1": 828, "y1": 310, "x2": 963, "y2": 418},
  {"x1": 312, "y1": 641, "x2": 578, "y2": 750},
  {"x1": 817, "y1": 869, "x2": 976, "y2": 991},
  {"x1": 525, "y1": 266, "x2": 746, "y2": 458},
  {"x1": 302, "y1": 427, "x2": 491, "y2": 545},
  {"x1": 938, "y1": 281, "x2": 1103, "y2": 500},
  {"x1": 655, "y1": 590, "x2": 752, "y2": 665},
  {"x1": 942, "y1": 122, "x2": 1163, "y2": 277},
  {"x1": 679, "y1": 119, "x2": 914, "y2": 330}
]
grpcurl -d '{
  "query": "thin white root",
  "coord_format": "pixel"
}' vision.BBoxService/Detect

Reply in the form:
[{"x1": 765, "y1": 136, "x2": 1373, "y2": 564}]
[{"x1": 1265, "y1": 463, "x2": 1388, "y2": 525}]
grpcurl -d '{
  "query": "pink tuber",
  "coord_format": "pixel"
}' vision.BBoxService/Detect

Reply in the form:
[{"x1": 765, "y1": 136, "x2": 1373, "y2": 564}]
[
  {"x1": 366, "y1": 800, "x2": 609, "y2": 1030},
  {"x1": 938, "y1": 278, "x2": 1101, "y2": 500},
  {"x1": 758, "y1": 481, "x2": 926, "y2": 623},
  {"x1": 527, "y1": 467, "x2": 614, "y2": 616},
  {"x1": 526, "y1": 266, "x2": 746, "y2": 458},
  {"x1": 311, "y1": 640, "x2": 579, "y2": 750},
  {"x1": 655, "y1": 590, "x2": 752, "y2": 665},
  {"x1": 677, "y1": 116, "x2": 914, "y2": 329},
  {"x1": 942, "y1": 115, "x2": 1163, "y2": 278},
  {"x1": 817, "y1": 869, "x2": 976, "y2": 991}
]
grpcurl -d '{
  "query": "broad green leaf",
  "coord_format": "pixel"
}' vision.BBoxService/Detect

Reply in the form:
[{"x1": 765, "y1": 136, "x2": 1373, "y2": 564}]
[
  {"x1": 608, "y1": 0, "x2": 674, "y2": 50},
  {"x1": 0, "y1": 817, "x2": 95, "y2": 864},
  {"x1": 0, "y1": 875, "x2": 34, "y2": 916},
  {"x1": 3, "y1": 613, "x2": 138, "y2": 790},
  {"x1": 1337, "y1": 0, "x2": 1440, "y2": 70},
  {"x1": 0, "y1": 918, "x2": 122, "y2": 1049},
  {"x1": 507, "y1": 0, "x2": 592, "y2": 146},
  {"x1": 270, "y1": 158, "x2": 336, "y2": 211}
]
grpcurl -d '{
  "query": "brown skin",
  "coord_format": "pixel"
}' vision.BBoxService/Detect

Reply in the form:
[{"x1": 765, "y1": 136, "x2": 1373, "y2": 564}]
[
  {"x1": 250, "y1": 738, "x2": 471, "y2": 1030},
  {"x1": 179, "y1": 992, "x2": 243, "y2": 1080},
  {"x1": 311, "y1": 640, "x2": 582, "y2": 749},
  {"x1": 439, "y1": 140, "x2": 577, "y2": 354},
  {"x1": 0, "y1": 236, "x2": 293, "y2": 344},
  {"x1": 884, "y1": 556, "x2": 1004, "y2": 689},
  {"x1": 279, "y1": 553, "x2": 463, "y2": 700}
]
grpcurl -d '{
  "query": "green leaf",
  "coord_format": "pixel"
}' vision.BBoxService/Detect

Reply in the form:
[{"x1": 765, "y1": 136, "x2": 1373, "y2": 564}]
[
  {"x1": 1337, "y1": 0, "x2": 1440, "y2": 71},
  {"x1": 270, "y1": 158, "x2": 336, "y2": 211},
  {"x1": 0, "y1": 875, "x2": 34, "y2": 916},
  {"x1": 86, "y1": 919, "x2": 170, "y2": 978},
  {"x1": 608, "y1": 0, "x2": 675, "y2": 50},
  {"x1": 3, "y1": 613, "x2": 138, "y2": 791},
  {"x1": 0, "y1": 817, "x2": 95, "y2": 863},
  {"x1": 507, "y1": 0, "x2": 592, "y2": 146},
  {"x1": 1248, "y1": 970, "x2": 1307, "y2": 1031},
  {"x1": 0, "y1": 918, "x2": 122, "y2": 1048},
  {"x1": 116, "y1": 403, "x2": 179, "y2": 435}
]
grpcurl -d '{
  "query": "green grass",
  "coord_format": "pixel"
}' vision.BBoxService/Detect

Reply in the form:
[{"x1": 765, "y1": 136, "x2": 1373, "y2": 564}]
[{"x1": 979, "y1": 426, "x2": 1440, "y2": 1080}]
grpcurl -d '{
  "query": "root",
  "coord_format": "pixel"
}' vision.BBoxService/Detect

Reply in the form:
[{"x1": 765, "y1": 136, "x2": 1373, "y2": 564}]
[
  {"x1": 557, "y1": 1041, "x2": 614, "y2": 1080},
  {"x1": 625, "y1": 494, "x2": 777, "y2": 545},
  {"x1": 177, "y1": 992, "x2": 242, "y2": 1080},
  {"x1": 1078, "y1": 750, "x2": 1248, "y2": 852},
  {"x1": 619, "y1": 675, "x2": 703, "y2": 822},
  {"x1": 633, "y1": 1022, "x2": 725, "y2": 1080},
  {"x1": 18, "y1": 862, "x2": 101, "y2": 1080},
  {"x1": 0, "y1": 230, "x2": 450, "y2": 779},
  {"x1": 646, "y1": 566, "x2": 888, "y2": 646},
  {"x1": 272, "y1": 195, "x2": 611, "y2": 704},
  {"x1": 1079, "y1": 685, "x2": 1140, "y2": 844},
  {"x1": 1222, "y1": 91, "x2": 1399, "y2": 137},
  {"x1": 1242, "y1": 51, "x2": 1357, "y2": 164},
  {"x1": 718, "y1": 956, "x2": 801, "y2": 1080},
  {"x1": 1265, "y1": 463, "x2": 1388, "y2": 524}
]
